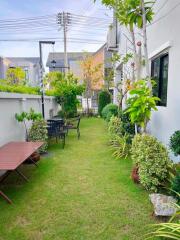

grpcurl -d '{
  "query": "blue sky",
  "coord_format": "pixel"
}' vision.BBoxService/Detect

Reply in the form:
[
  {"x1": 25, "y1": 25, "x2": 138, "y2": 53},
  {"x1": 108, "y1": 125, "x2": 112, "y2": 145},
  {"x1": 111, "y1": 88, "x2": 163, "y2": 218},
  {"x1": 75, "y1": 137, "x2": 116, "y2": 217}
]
[{"x1": 0, "y1": 0, "x2": 112, "y2": 68}]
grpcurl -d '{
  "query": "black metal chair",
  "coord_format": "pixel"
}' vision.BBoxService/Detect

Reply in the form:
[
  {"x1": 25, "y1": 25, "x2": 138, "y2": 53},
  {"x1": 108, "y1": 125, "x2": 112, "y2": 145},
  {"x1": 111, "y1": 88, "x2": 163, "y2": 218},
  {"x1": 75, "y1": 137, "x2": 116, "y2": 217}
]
[
  {"x1": 47, "y1": 120, "x2": 66, "y2": 148},
  {"x1": 65, "y1": 116, "x2": 81, "y2": 139}
]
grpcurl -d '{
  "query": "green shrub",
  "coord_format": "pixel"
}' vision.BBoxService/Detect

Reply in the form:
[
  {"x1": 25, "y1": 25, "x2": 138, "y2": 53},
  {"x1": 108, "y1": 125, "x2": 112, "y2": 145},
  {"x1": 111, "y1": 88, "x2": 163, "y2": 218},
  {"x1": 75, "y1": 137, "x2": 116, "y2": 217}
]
[
  {"x1": 102, "y1": 103, "x2": 118, "y2": 121},
  {"x1": 131, "y1": 134, "x2": 173, "y2": 192},
  {"x1": 171, "y1": 172, "x2": 180, "y2": 201},
  {"x1": 0, "y1": 84, "x2": 41, "y2": 95},
  {"x1": 28, "y1": 120, "x2": 48, "y2": 153},
  {"x1": 110, "y1": 134, "x2": 130, "y2": 159},
  {"x1": 98, "y1": 90, "x2": 111, "y2": 116},
  {"x1": 108, "y1": 116, "x2": 122, "y2": 136},
  {"x1": 170, "y1": 131, "x2": 180, "y2": 156},
  {"x1": 119, "y1": 110, "x2": 135, "y2": 136}
]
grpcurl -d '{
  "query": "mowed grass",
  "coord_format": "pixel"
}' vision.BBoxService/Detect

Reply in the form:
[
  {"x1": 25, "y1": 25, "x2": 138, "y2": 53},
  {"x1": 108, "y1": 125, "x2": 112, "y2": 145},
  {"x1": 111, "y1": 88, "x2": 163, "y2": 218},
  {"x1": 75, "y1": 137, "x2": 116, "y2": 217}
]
[{"x1": 0, "y1": 118, "x2": 156, "y2": 240}]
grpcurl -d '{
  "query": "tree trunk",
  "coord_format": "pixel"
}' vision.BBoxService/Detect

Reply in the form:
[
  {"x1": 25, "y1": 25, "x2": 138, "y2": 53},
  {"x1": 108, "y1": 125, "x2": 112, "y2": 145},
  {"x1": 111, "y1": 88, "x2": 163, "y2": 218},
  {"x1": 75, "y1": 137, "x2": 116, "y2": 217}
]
[
  {"x1": 86, "y1": 96, "x2": 89, "y2": 116},
  {"x1": 141, "y1": 0, "x2": 152, "y2": 90},
  {"x1": 130, "y1": 29, "x2": 137, "y2": 82}
]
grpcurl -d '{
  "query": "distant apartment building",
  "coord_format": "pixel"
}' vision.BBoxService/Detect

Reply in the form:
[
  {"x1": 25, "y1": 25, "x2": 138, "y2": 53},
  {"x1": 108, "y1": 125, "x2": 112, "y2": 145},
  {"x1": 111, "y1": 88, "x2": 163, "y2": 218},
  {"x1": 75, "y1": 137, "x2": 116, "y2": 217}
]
[{"x1": 0, "y1": 57, "x2": 41, "y2": 86}]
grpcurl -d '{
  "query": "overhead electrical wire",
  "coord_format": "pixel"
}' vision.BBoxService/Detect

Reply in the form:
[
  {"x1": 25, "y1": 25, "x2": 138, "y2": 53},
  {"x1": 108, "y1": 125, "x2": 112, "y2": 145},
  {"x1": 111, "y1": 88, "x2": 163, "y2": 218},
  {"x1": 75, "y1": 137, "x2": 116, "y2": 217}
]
[
  {"x1": 0, "y1": 12, "x2": 111, "y2": 45},
  {"x1": 148, "y1": 1, "x2": 180, "y2": 27}
]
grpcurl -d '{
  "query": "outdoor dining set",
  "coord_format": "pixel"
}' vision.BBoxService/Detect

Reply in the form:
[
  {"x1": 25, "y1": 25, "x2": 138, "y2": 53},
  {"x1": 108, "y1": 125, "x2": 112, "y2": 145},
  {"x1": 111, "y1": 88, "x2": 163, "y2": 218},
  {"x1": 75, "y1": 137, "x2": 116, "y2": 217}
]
[{"x1": 0, "y1": 115, "x2": 81, "y2": 204}]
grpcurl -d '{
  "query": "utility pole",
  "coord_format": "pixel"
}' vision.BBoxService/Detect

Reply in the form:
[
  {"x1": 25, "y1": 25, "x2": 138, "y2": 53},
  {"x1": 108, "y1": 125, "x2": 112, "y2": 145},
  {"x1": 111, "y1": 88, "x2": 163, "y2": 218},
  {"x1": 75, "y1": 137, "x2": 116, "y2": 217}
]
[
  {"x1": 39, "y1": 41, "x2": 55, "y2": 118},
  {"x1": 57, "y1": 12, "x2": 71, "y2": 73}
]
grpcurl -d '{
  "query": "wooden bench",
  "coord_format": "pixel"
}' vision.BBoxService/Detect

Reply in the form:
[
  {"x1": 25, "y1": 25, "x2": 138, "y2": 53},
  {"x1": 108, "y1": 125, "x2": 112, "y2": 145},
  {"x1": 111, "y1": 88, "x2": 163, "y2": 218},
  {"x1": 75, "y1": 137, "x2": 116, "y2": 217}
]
[{"x1": 0, "y1": 141, "x2": 43, "y2": 204}]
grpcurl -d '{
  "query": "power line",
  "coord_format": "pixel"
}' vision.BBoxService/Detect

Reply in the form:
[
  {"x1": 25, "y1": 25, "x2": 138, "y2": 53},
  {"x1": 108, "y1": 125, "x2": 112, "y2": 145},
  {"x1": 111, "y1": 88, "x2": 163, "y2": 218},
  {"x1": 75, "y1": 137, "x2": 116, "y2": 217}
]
[
  {"x1": 149, "y1": 1, "x2": 180, "y2": 27},
  {"x1": 154, "y1": 0, "x2": 169, "y2": 16}
]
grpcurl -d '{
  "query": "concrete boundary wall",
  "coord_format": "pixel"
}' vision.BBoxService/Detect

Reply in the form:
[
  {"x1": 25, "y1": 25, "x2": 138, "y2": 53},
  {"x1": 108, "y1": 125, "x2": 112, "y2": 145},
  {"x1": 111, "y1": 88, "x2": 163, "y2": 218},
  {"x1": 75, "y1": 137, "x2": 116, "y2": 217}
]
[{"x1": 0, "y1": 92, "x2": 59, "y2": 147}]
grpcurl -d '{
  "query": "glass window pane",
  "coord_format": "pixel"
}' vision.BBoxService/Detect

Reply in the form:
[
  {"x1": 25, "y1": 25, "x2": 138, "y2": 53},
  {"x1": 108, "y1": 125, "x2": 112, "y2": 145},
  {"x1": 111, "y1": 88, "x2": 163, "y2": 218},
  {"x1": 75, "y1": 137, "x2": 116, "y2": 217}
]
[
  {"x1": 151, "y1": 58, "x2": 160, "y2": 97},
  {"x1": 160, "y1": 55, "x2": 168, "y2": 106}
]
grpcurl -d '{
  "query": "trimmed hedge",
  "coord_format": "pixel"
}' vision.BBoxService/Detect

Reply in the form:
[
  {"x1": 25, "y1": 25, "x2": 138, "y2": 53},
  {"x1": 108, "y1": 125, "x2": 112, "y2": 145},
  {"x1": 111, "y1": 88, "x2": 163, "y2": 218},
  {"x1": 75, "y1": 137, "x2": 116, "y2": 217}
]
[
  {"x1": 102, "y1": 103, "x2": 118, "y2": 121},
  {"x1": 131, "y1": 134, "x2": 173, "y2": 192},
  {"x1": 0, "y1": 84, "x2": 41, "y2": 95},
  {"x1": 98, "y1": 90, "x2": 111, "y2": 116}
]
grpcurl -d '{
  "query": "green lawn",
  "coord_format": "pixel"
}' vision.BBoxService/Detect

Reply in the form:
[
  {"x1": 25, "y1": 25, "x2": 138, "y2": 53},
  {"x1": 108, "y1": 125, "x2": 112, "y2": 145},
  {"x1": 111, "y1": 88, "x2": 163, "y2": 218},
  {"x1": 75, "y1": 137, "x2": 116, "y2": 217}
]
[{"x1": 0, "y1": 118, "x2": 156, "y2": 240}]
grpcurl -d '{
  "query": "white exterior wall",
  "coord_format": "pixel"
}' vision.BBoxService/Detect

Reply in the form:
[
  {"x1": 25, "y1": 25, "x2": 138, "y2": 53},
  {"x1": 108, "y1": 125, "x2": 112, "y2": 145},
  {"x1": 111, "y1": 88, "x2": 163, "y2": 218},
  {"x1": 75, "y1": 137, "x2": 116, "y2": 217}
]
[
  {"x1": 147, "y1": 0, "x2": 180, "y2": 162},
  {"x1": 0, "y1": 93, "x2": 59, "y2": 147},
  {"x1": 113, "y1": 0, "x2": 180, "y2": 162}
]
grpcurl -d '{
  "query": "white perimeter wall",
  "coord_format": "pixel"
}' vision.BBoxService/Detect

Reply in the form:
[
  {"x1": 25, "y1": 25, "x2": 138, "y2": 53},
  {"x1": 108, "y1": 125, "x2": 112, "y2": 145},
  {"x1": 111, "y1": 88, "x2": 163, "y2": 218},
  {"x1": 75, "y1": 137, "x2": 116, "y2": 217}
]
[{"x1": 0, "y1": 92, "x2": 59, "y2": 147}]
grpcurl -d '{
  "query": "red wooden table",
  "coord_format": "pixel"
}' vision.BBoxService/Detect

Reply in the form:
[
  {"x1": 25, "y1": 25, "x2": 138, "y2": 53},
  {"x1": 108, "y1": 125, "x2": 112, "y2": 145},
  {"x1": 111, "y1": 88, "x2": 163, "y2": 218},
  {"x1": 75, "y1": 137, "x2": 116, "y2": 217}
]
[{"x1": 0, "y1": 141, "x2": 43, "y2": 204}]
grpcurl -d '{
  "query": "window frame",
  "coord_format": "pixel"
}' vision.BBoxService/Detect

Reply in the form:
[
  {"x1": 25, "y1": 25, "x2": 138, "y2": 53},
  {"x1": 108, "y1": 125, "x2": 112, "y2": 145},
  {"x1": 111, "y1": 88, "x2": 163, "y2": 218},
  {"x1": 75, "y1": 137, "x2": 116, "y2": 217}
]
[{"x1": 151, "y1": 53, "x2": 169, "y2": 107}]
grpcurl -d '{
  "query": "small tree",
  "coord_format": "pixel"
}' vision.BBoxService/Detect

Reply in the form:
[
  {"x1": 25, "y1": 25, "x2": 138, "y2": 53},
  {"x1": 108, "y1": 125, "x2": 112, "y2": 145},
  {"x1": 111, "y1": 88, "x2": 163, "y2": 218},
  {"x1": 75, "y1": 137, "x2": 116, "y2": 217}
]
[
  {"x1": 98, "y1": 90, "x2": 111, "y2": 116},
  {"x1": 95, "y1": 0, "x2": 155, "y2": 88},
  {"x1": 80, "y1": 53, "x2": 103, "y2": 115},
  {"x1": 6, "y1": 67, "x2": 26, "y2": 85},
  {"x1": 45, "y1": 71, "x2": 84, "y2": 118},
  {"x1": 126, "y1": 80, "x2": 159, "y2": 133}
]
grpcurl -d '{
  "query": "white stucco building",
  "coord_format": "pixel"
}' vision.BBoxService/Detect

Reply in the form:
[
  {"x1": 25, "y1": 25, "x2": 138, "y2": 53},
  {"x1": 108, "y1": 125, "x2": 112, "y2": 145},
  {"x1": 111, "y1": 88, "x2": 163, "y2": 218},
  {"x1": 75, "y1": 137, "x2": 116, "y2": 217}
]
[{"x1": 108, "y1": 0, "x2": 180, "y2": 162}]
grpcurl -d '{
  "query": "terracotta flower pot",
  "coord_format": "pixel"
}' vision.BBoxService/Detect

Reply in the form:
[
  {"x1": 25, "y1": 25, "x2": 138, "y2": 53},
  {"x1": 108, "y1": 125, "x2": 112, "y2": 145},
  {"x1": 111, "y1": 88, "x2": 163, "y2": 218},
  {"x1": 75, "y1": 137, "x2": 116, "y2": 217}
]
[{"x1": 131, "y1": 166, "x2": 140, "y2": 184}]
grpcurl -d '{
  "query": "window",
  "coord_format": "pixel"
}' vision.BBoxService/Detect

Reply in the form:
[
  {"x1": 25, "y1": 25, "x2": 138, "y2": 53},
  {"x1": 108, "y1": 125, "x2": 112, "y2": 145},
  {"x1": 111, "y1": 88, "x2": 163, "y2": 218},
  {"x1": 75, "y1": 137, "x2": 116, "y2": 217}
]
[
  {"x1": 22, "y1": 67, "x2": 29, "y2": 81},
  {"x1": 151, "y1": 53, "x2": 169, "y2": 106}
]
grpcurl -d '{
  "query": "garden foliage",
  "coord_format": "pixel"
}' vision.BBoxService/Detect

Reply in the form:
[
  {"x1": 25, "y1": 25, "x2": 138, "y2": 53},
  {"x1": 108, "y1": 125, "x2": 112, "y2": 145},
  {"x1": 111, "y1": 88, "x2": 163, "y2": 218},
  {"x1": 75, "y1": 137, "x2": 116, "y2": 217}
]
[
  {"x1": 126, "y1": 80, "x2": 159, "y2": 132},
  {"x1": 170, "y1": 131, "x2": 180, "y2": 156},
  {"x1": 110, "y1": 134, "x2": 130, "y2": 159},
  {"x1": 108, "y1": 115, "x2": 132, "y2": 159},
  {"x1": 28, "y1": 120, "x2": 48, "y2": 153},
  {"x1": 119, "y1": 110, "x2": 135, "y2": 138},
  {"x1": 0, "y1": 84, "x2": 41, "y2": 95},
  {"x1": 44, "y1": 71, "x2": 84, "y2": 118},
  {"x1": 131, "y1": 134, "x2": 173, "y2": 192},
  {"x1": 171, "y1": 172, "x2": 180, "y2": 201},
  {"x1": 102, "y1": 103, "x2": 118, "y2": 121},
  {"x1": 98, "y1": 90, "x2": 111, "y2": 116},
  {"x1": 108, "y1": 115, "x2": 122, "y2": 137}
]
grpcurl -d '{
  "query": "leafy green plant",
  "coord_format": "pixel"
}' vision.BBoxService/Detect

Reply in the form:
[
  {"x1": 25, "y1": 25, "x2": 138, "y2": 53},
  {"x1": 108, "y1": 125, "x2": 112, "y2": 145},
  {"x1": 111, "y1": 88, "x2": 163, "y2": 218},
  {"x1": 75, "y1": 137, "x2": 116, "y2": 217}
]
[
  {"x1": 119, "y1": 110, "x2": 135, "y2": 137},
  {"x1": 171, "y1": 172, "x2": 180, "y2": 201},
  {"x1": 15, "y1": 111, "x2": 28, "y2": 139},
  {"x1": 102, "y1": 103, "x2": 118, "y2": 121},
  {"x1": 15, "y1": 109, "x2": 42, "y2": 140},
  {"x1": 110, "y1": 134, "x2": 130, "y2": 159},
  {"x1": 98, "y1": 90, "x2": 111, "y2": 116},
  {"x1": 108, "y1": 115, "x2": 122, "y2": 136},
  {"x1": 28, "y1": 120, "x2": 48, "y2": 153},
  {"x1": 170, "y1": 131, "x2": 180, "y2": 156},
  {"x1": 126, "y1": 80, "x2": 159, "y2": 132},
  {"x1": 131, "y1": 134, "x2": 173, "y2": 192},
  {"x1": 6, "y1": 67, "x2": 26, "y2": 85},
  {"x1": 0, "y1": 84, "x2": 41, "y2": 95},
  {"x1": 45, "y1": 71, "x2": 84, "y2": 118}
]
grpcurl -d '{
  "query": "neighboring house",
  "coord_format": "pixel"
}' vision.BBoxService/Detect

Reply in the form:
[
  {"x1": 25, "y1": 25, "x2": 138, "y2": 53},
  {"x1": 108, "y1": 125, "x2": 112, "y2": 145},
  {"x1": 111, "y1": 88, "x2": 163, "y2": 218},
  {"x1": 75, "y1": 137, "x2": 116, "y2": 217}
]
[
  {"x1": 91, "y1": 43, "x2": 113, "y2": 109},
  {"x1": 0, "y1": 57, "x2": 41, "y2": 86},
  {"x1": 46, "y1": 48, "x2": 112, "y2": 112},
  {"x1": 46, "y1": 52, "x2": 88, "y2": 81},
  {"x1": 107, "y1": 0, "x2": 180, "y2": 161}
]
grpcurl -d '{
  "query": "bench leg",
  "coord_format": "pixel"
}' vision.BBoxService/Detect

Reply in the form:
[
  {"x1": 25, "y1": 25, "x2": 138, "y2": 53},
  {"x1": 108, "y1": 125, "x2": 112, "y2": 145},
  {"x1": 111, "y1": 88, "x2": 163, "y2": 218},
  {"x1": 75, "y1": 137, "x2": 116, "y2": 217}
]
[
  {"x1": 29, "y1": 158, "x2": 38, "y2": 167},
  {"x1": 0, "y1": 190, "x2": 12, "y2": 204},
  {"x1": 0, "y1": 171, "x2": 11, "y2": 183},
  {"x1": 15, "y1": 169, "x2": 29, "y2": 182}
]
